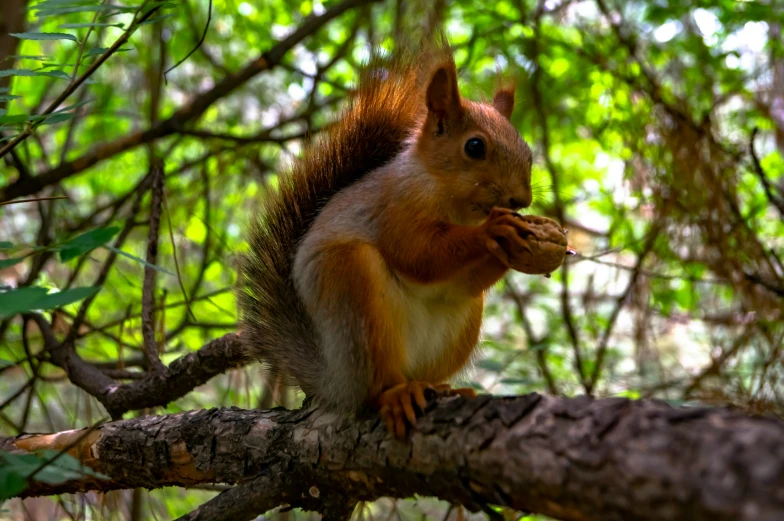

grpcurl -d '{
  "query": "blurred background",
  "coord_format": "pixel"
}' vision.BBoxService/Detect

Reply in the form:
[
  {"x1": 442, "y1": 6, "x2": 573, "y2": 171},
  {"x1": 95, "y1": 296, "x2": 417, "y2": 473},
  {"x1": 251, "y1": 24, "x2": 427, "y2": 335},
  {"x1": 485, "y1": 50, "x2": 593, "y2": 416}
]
[{"x1": 1, "y1": 0, "x2": 782, "y2": 519}]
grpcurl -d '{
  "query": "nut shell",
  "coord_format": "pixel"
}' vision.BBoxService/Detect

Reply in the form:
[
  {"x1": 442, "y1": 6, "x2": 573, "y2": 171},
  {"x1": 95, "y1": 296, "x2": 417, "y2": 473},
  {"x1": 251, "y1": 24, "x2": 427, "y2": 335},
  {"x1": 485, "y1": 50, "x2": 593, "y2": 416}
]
[{"x1": 512, "y1": 214, "x2": 568, "y2": 275}]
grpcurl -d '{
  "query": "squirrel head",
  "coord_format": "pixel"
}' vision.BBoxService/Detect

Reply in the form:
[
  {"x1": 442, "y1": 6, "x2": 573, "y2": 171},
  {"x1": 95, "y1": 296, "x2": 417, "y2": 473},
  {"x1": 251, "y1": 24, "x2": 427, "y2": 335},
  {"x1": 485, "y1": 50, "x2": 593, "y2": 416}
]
[{"x1": 414, "y1": 61, "x2": 533, "y2": 225}]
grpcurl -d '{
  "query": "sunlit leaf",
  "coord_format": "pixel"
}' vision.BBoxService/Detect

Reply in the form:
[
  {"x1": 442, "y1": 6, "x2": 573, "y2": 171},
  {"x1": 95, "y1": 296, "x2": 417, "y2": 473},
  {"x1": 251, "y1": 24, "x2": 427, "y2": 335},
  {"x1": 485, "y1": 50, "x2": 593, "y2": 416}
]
[{"x1": 10, "y1": 32, "x2": 78, "y2": 42}]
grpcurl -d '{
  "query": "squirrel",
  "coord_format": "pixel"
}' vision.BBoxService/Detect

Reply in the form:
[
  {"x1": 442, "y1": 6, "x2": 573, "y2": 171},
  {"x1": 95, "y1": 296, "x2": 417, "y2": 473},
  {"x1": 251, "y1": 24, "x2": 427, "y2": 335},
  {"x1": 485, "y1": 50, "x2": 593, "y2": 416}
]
[{"x1": 238, "y1": 37, "x2": 567, "y2": 438}]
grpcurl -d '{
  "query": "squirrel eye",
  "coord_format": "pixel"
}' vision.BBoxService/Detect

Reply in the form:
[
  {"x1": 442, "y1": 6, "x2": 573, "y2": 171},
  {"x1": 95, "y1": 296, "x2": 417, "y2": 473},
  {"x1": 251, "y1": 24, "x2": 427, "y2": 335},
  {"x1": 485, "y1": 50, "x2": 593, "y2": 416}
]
[{"x1": 464, "y1": 137, "x2": 486, "y2": 159}]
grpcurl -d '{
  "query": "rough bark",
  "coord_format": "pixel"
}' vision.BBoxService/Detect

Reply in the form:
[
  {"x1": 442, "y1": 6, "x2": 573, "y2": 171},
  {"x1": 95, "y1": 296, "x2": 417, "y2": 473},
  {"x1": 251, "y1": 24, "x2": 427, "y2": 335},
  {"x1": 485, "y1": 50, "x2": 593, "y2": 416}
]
[{"x1": 3, "y1": 394, "x2": 783, "y2": 521}]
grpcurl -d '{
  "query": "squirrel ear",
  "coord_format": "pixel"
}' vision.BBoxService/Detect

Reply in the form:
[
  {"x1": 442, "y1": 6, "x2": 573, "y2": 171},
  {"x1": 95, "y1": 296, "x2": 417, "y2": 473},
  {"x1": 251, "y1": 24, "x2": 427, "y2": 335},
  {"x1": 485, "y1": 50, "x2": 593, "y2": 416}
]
[
  {"x1": 493, "y1": 87, "x2": 515, "y2": 120},
  {"x1": 426, "y1": 64, "x2": 461, "y2": 124}
]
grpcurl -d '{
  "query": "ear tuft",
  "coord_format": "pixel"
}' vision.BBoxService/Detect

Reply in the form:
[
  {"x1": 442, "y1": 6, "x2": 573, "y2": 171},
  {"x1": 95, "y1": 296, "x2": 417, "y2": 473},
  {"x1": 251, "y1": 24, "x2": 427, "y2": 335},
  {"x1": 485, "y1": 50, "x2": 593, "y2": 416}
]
[
  {"x1": 426, "y1": 64, "x2": 461, "y2": 122},
  {"x1": 493, "y1": 88, "x2": 515, "y2": 120}
]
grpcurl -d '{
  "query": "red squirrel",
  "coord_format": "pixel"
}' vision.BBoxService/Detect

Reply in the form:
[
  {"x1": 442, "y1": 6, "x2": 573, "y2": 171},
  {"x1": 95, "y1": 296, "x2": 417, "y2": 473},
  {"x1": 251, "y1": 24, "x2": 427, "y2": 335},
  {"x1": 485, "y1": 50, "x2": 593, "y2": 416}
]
[{"x1": 238, "y1": 38, "x2": 567, "y2": 437}]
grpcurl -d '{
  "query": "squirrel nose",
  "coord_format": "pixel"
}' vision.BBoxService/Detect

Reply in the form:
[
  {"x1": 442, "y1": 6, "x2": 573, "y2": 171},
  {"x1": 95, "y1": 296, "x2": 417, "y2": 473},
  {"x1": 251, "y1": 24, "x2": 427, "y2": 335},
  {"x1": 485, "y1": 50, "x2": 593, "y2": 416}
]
[{"x1": 504, "y1": 195, "x2": 532, "y2": 210}]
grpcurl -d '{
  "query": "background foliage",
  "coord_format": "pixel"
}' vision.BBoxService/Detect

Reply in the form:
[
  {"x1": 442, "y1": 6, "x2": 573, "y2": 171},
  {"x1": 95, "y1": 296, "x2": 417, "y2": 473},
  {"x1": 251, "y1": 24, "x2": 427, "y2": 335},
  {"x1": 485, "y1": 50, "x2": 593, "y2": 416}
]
[{"x1": 1, "y1": 0, "x2": 783, "y2": 519}]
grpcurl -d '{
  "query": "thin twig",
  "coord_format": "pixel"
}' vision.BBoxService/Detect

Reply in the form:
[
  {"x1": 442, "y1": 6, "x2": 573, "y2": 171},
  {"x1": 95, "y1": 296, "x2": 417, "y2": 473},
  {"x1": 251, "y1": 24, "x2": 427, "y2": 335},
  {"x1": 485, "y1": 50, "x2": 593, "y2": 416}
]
[
  {"x1": 0, "y1": 196, "x2": 68, "y2": 206},
  {"x1": 0, "y1": 3, "x2": 165, "y2": 160},
  {"x1": 164, "y1": 0, "x2": 213, "y2": 81},
  {"x1": 70, "y1": 0, "x2": 109, "y2": 82},
  {"x1": 162, "y1": 188, "x2": 194, "y2": 321},
  {"x1": 529, "y1": 2, "x2": 588, "y2": 392},
  {"x1": 0, "y1": 0, "x2": 374, "y2": 203},
  {"x1": 749, "y1": 127, "x2": 784, "y2": 217},
  {"x1": 587, "y1": 223, "x2": 661, "y2": 393}
]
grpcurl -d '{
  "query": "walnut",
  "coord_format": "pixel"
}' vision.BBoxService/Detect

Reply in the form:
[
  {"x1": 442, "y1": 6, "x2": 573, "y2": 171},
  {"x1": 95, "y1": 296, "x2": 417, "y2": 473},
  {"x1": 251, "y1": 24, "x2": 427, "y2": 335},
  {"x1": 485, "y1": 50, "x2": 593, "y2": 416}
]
[{"x1": 513, "y1": 214, "x2": 572, "y2": 276}]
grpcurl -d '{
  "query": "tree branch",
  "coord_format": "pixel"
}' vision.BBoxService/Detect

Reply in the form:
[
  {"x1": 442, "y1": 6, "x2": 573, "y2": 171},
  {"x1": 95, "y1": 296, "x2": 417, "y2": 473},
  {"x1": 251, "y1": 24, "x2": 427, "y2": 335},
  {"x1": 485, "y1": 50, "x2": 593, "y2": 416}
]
[
  {"x1": 4, "y1": 394, "x2": 783, "y2": 521},
  {"x1": 141, "y1": 159, "x2": 167, "y2": 374},
  {"x1": 29, "y1": 311, "x2": 246, "y2": 419},
  {"x1": 0, "y1": 0, "x2": 377, "y2": 204},
  {"x1": 0, "y1": 3, "x2": 166, "y2": 159}
]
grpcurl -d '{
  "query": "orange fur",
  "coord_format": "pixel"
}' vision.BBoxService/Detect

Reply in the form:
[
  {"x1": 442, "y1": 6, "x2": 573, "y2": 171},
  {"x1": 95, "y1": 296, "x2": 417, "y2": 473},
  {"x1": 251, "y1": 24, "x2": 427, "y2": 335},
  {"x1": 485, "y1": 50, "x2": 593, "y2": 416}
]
[{"x1": 317, "y1": 242, "x2": 408, "y2": 394}]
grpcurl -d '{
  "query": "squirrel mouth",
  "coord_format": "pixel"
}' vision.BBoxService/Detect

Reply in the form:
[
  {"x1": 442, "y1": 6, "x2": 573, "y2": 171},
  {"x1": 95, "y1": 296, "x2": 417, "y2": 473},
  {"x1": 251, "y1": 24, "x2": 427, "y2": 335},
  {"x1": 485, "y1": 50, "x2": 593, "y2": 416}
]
[{"x1": 472, "y1": 203, "x2": 493, "y2": 216}]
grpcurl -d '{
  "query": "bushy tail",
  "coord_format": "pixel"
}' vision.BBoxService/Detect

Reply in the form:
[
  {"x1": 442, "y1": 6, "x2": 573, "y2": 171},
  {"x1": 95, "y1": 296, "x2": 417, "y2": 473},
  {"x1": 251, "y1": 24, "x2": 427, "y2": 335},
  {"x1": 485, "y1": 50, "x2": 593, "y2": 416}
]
[{"x1": 238, "y1": 39, "x2": 453, "y2": 401}]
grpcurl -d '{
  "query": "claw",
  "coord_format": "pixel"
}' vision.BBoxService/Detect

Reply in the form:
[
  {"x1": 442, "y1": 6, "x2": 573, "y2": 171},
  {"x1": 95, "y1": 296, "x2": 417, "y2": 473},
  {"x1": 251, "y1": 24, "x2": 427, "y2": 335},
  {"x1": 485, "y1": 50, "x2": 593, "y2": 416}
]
[
  {"x1": 376, "y1": 382, "x2": 477, "y2": 438},
  {"x1": 376, "y1": 381, "x2": 435, "y2": 439}
]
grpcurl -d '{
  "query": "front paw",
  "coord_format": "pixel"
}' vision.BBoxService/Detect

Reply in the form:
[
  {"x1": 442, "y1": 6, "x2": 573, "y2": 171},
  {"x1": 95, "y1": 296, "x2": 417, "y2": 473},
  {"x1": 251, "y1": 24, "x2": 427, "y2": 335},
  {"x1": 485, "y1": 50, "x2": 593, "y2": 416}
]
[
  {"x1": 482, "y1": 209, "x2": 567, "y2": 275},
  {"x1": 375, "y1": 382, "x2": 478, "y2": 439},
  {"x1": 375, "y1": 381, "x2": 433, "y2": 439}
]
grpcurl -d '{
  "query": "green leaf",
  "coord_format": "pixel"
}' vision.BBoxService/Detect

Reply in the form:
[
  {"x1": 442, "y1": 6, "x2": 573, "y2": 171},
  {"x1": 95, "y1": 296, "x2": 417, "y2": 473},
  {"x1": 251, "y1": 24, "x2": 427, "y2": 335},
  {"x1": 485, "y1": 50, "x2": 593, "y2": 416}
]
[
  {"x1": 59, "y1": 226, "x2": 120, "y2": 262},
  {"x1": 33, "y1": 466, "x2": 83, "y2": 485},
  {"x1": 39, "y1": 450, "x2": 110, "y2": 481},
  {"x1": 0, "y1": 286, "x2": 99, "y2": 318},
  {"x1": 0, "y1": 449, "x2": 109, "y2": 498},
  {"x1": 7, "y1": 54, "x2": 49, "y2": 61},
  {"x1": 0, "y1": 114, "x2": 31, "y2": 125},
  {"x1": 477, "y1": 359, "x2": 505, "y2": 372},
  {"x1": 0, "y1": 242, "x2": 14, "y2": 250},
  {"x1": 59, "y1": 22, "x2": 125, "y2": 29},
  {"x1": 0, "y1": 69, "x2": 70, "y2": 80},
  {"x1": 28, "y1": 286, "x2": 100, "y2": 311},
  {"x1": 0, "y1": 359, "x2": 14, "y2": 368},
  {"x1": 40, "y1": 113, "x2": 75, "y2": 125},
  {"x1": 138, "y1": 14, "x2": 175, "y2": 26},
  {"x1": 0, "y1": 69, "x2": 35, "y2": 77},
  {"x1": 104, "y1": 245, "x2": 175, "y2": 276},
  {"x1": 0, "y1": 287, "x2": 49, "y2": 319},
  {"x1": 145, "y1": 0, "x2": 179, "y2": 9},
  {"x1": 0, "y1": 257, "x2": 26, "y2": 269},
  {"x1": 0, "y1": 95, "x2": 22, "y2": 102},
  {"x1": 500, "y1": 377, "x2": 534, "y2": 385},
  {"x1": 35, "y1": 0, "x2": 97, "y2": 5},
  {"x1": 10, "y1": 32, "x2": 78, "y2": 43},
  {"x1": 82, "y1": 47, "x2": 131, "y2": 58},
  {"x1": 0, "y1": 468, "x2": 28, "y2": 500},
  {"x1": 140, "y1": 1, "x2": 177, "y2": 17},
  {"x1": 36, "y1": 4, "x2": 138, "y2": 15},
  {"x1": 37, "y1": 70, "x2": 71, "y2": 80},
  {"x1": 52, "y1": 99, "x2": 92, "y2": 113}
]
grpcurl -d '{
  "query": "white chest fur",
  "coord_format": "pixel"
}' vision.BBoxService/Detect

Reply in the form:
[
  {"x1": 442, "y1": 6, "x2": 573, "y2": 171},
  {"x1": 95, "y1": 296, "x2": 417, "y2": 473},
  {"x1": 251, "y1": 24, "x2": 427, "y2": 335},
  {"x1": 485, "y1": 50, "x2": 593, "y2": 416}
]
[{"x1": 396, "y1": 280, "x2": 474, "y2": 379}]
